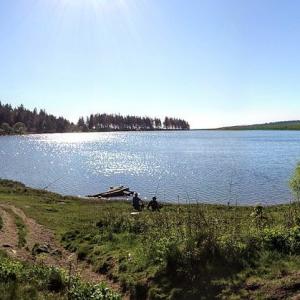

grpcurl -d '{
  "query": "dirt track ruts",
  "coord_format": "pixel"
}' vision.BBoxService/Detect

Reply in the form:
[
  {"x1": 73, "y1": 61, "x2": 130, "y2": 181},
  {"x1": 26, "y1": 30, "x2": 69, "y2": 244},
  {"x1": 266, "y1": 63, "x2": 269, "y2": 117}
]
[{"x1": 0, "y1": 203, "x2": 125, "y2": 297}]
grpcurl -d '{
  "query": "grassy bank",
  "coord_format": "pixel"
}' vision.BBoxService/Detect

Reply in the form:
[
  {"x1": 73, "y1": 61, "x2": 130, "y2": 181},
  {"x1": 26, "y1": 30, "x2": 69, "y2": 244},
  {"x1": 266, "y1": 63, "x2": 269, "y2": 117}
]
[{"x1": 1, "y1": 179, "x2": 300, "y2": 299}]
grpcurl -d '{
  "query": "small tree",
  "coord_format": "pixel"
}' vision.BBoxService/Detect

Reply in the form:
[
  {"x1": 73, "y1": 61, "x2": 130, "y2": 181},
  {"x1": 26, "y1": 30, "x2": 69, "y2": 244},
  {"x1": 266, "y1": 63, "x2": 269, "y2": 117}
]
[
  {"x1": 290, "y1": 163, "x2": 300, "y2": 201},
  {"x1": 13, "y1": 122, "x2": 27, "y2": 134},
  {"x1": 1, "y1": 122, "x2": 13, "y2": 134}
]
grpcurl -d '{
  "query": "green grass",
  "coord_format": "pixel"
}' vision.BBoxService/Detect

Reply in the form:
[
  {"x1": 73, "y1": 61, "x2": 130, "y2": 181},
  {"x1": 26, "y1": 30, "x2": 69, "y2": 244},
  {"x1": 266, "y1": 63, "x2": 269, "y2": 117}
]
[
  {"x1": 2, "y1": 179, "x2": 300, "y2": 299},
  {"x1": 0, "y1": 249, "x2": 120, "y2": 300},
  {"x1": 13, "y1": 212, "x2": 27, "y2": 248}
]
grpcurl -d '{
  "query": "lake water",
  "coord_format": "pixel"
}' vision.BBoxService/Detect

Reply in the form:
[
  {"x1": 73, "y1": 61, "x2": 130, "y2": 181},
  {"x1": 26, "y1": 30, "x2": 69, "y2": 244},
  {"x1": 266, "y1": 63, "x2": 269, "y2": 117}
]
[{"x1": 0, "y1": 131, "x2": 300, "y2": 205}]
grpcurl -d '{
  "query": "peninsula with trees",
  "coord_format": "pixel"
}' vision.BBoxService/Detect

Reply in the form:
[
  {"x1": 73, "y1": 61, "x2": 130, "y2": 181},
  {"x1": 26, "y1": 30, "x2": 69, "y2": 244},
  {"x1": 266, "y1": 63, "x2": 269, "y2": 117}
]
[{"x1": 0, "y1": 102, "x2": 190, "y2": 135}]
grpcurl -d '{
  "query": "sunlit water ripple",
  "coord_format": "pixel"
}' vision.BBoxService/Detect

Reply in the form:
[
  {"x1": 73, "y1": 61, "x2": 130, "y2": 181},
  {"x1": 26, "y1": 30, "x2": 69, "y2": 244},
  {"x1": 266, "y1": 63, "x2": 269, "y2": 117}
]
[{"x1": 0, "y1": 131, "x2": 300, "y2": 205}]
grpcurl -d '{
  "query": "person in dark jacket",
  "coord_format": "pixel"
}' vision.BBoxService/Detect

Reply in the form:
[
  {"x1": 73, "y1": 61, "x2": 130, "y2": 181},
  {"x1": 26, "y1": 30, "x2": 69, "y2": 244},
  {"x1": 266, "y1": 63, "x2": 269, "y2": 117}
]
[
  {"x1": 132, "y1": 193, "x2": 144, "y2": 211},
  {"x1": 147, "y1": 196, "x2": 160, "y2": 211}
]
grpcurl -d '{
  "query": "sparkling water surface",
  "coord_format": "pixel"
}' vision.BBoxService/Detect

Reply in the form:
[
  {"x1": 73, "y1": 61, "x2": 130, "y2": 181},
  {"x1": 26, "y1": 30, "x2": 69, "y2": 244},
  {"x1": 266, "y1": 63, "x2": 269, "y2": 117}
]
[{"x1": 1, "y1": 130, "x2": 300, "y2": 205}]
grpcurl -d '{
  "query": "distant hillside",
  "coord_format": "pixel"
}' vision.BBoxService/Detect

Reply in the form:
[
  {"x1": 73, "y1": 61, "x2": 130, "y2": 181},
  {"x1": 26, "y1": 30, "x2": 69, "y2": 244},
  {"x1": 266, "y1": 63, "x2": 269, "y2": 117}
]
[{"x1": 218, "y1": 120, "x2": 300, "y2": 130}]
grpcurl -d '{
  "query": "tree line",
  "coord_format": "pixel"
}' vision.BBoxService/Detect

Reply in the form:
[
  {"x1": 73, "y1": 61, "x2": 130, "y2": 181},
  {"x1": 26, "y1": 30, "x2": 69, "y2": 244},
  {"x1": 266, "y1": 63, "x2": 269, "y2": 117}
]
[
  {"x1": 0, "y1": 102, "x2": 73, "y2": 135},
  {"x1": 0, "y1": 102, "x2": 190, "y2": 135},
  {"x1": 77, "y1": 114, "x2": 190, "y2": 131}
]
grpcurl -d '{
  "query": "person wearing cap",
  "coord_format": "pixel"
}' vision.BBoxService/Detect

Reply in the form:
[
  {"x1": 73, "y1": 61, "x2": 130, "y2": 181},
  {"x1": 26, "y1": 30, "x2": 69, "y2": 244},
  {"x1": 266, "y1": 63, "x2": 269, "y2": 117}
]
[{"x1": 147, "y1": 196, "x2": 160, "y2": 211}]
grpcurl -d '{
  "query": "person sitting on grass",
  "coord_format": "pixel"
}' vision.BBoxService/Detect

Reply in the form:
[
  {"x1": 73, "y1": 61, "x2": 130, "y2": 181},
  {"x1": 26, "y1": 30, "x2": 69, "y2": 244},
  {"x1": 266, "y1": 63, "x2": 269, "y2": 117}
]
[
  {"x1": 147, "y1": 196, "x2": 160, "y2": 211},
  {"x1": 132, "y1": 193, "x2": 144, "y2": 211}
]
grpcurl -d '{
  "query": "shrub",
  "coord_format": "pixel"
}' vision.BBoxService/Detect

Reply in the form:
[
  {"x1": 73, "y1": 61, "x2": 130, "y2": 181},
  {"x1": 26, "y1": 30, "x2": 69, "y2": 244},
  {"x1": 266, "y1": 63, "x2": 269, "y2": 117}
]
[
  {"x1": 68, "y1": 281, "x2": 121, "y2": 300},
  {"x1": 262, "y1": 226, "x2": 300, "y2": 254},
  {"x1": 218, "y1": 234, "x2": 260, "y2": 267},
  {"x1": 0, "y1": 257, "x2": 22, "y2": 282},
  {"x1": 77, "y1": 245, "x2": 91, "y2": 261},
  {"x1": 1, "y1": 123, "x2": 13, "y2": 134},
  {"x1": 61, "y1": 230, "x2": 80, "y2": 242},
  {"x1": 47, "y1": 268, "x2": 65, "y2": 292},
  {"x1": 13, "y1": 122, "x2": 27, "y2": 134},
  {"x1": 290, "y1": 162, "x2": 300, "y2": 201}
]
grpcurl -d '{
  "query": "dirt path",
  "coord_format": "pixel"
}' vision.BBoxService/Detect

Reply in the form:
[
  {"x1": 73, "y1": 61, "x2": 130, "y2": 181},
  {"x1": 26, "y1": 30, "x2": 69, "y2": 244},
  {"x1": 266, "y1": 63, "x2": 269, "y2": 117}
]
[
  {"x1": 0, "y1": 207, "x2": 18, "y2": 251},
  {"x1": 0, "y1": 204, "x2": 126, "y2": 298}
]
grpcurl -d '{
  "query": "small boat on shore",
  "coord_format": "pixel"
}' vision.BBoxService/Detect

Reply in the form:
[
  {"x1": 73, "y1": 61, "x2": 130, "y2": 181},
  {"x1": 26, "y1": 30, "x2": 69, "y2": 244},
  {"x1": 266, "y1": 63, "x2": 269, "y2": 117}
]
[{"x1": 87, "y1": 186, "x2": 134, "y2": 198}]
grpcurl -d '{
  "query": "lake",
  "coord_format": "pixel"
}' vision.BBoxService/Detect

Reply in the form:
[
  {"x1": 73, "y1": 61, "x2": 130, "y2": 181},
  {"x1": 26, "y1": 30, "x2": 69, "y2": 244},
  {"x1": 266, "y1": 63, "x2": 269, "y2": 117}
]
[{"x1": 0, "y1": 130, "x2": 300, "y2": 205}]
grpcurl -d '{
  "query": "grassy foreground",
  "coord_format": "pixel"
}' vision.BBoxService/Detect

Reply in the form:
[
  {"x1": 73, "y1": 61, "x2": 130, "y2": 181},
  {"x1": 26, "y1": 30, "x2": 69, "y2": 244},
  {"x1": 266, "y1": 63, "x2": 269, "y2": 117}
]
[
  {"x1": 0, "y1": 249, "x2": 120, "y2": 300},
  {"x1": 1, "y1": 180, "x2": 300, "y2": 299}
]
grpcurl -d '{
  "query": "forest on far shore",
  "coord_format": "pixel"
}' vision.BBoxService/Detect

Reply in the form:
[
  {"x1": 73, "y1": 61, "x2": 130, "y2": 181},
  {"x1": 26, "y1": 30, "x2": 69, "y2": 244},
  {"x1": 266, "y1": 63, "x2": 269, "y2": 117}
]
[{"x1": 0, "y1": 102, "x2": 190, "y2": 135}]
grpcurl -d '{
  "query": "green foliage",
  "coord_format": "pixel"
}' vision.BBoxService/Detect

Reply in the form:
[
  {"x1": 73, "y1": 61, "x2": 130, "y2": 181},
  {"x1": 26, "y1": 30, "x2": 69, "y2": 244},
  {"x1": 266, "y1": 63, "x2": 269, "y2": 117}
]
[
  {"x1": 0, "y1": 102, "x2": 73, "y2": 134},
  {"x1": 0, "y1": 254, "x2": 22, "y2": 282},
  {"x1": 0, "y1": 250, "x2": 120, "y2": 299},
  {"x1": 290, "y1": 162, "x2": 300, "y2": 200},
  {"x1": 77, "y1": 244, "x2": 91, "y2": 261},
  {"x1": 1, "y1": 123, "x2": 13, "y2": 135},
  {"x1": 250, "y1": 204, "x2": 268, "y2": 229},
  {"x1": 48, "y1": 268, "x2": 65, "y2": 292},
  {"x1": 262, "y1": 226, "x2": 300, "y2": 254},
  {"x1": 0, "y1": 282, "x2": 42, "y2": 300},
  {"x1": 13, "y1": 212, "x2": 27, "y2": 248},
  {"x1": 68, "y1": 281, "x2": 121, "y2": 300},
  {"x1": 13, "y1": 122, "x2": 26, "y2": 134}
]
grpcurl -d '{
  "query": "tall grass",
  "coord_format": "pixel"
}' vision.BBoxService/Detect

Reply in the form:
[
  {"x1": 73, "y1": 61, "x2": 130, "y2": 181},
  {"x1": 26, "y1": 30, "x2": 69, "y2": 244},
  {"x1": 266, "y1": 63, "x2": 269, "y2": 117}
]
[{"x1": 60, "y1": 202, "x2": 300, "y2": 298}]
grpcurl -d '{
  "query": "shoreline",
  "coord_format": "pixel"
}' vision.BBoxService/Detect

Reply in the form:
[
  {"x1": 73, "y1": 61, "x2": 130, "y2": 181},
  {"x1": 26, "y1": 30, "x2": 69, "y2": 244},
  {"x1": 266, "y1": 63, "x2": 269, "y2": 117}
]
[
  {"x1": 0, "y1": 177, "x2": 293, "y2": 207},
  {"x1": 0, "y1": 128, "x2": 191, "y2": 137},
  {"x1": 3, "y1": 128, "x2": 300, "y2": 137}
]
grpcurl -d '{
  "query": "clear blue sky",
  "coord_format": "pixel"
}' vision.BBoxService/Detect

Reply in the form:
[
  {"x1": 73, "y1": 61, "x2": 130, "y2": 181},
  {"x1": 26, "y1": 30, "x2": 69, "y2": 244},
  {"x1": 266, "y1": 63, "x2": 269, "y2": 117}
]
[{"x1": 1, "y1": 0, "x2": 300, "y2": 128}]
